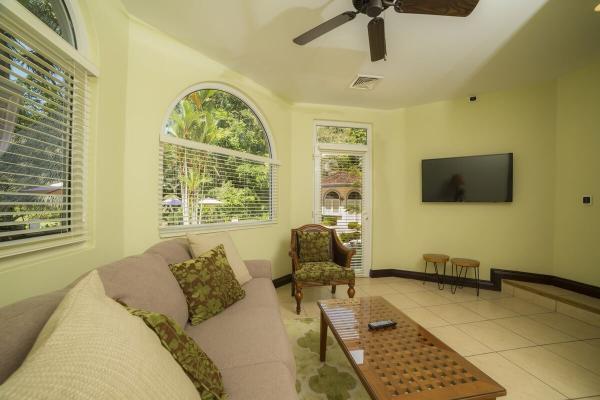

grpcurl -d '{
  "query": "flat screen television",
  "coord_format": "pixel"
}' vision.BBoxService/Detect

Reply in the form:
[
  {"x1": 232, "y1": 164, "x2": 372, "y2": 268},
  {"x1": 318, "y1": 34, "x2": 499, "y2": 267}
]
[{"x1": 421, "y1": 153, "x2": 513, "y2": 202}]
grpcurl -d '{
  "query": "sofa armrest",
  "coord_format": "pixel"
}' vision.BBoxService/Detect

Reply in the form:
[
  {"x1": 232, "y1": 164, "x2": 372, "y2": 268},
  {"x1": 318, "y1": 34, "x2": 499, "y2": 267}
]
[{"x1": 244, "y1": 259, "x2": 272, "y2": 279}]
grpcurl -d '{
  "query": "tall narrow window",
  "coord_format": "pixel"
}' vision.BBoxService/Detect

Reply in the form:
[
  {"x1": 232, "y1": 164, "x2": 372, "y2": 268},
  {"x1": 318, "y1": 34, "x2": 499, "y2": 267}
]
[
  {"x1": 159, "y1": 86, "x2": 278, "y2": 235},
  {"x1": 0, "y1": 1, "x2": 89, "y2": 256}
]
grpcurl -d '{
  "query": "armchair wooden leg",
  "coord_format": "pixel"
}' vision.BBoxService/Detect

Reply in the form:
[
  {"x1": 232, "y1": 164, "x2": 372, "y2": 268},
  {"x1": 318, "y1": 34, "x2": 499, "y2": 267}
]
[
  {"x1": 347, "y1": 282, "x2": 355, "y2": 299},
  {"x1": 295, "y1": 284, "x2": 303, "y2": 315},
  {"x1": 331, "y1": 284, "x2": 336, "y2": 294},
  {"x1": 291, "y1": 278, "x2": 295, "y2": 297}
]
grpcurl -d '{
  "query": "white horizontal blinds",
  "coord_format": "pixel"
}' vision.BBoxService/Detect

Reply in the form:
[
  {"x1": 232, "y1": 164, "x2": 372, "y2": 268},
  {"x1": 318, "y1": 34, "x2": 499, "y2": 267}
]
[
  {"x1": 159, "y1": 140, "x2": 278, "y2": 233},
  {"x1": 319, "y1": 153, "x2": 364, "y2": 274},
  {"x1": 0, "y1": 16, "x2": 88, "y2": 247}
]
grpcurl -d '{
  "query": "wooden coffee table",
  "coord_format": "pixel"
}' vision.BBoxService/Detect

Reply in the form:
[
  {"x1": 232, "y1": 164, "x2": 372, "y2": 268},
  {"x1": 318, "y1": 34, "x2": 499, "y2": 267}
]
[{"x1": 318, "y1": 297, "x2": 506, "y2": 399}]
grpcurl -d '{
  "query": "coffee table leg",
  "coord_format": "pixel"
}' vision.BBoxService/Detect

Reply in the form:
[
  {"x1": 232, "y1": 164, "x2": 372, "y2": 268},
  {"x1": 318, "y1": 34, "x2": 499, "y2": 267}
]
[{"x1": 320, "y1": 310, "x2": 327, "y2": 362}]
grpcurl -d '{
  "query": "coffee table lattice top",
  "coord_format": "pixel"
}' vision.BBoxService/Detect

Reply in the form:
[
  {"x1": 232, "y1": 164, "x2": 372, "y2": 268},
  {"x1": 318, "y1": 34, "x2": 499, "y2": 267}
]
[{"x1": 318, "y1": 297, "x2": 506, "y2": 399}]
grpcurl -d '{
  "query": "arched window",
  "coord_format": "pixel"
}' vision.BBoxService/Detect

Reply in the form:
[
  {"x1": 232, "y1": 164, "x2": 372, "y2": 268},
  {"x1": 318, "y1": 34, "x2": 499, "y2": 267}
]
[
  {"x1": 16, "y1": 0, "x2": 77, "y2": 47},
  {"x1": 323, "y1": 191, "x2": 341, "y2": 212},
  {"x1": 1, "y1": 0, "x2": 92, "y2": 256},
  {"x1": 346, "y1": 191, "x2": 362, "y2": 212},
  {"x1": 160, "y1": 85, "x2": 279, "y2": 234}
]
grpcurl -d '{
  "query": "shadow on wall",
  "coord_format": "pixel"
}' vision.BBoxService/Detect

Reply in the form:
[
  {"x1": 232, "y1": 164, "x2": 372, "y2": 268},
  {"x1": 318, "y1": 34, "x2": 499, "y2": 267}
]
[{"x1": 425, "y1": 0, "x2": 600, "y2": 102}]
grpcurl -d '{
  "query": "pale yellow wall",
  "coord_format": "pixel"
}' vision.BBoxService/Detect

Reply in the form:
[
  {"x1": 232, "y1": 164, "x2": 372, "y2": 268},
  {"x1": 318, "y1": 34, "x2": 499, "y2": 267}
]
[
  {"x1": 0, "y1": 0, "x2": 130, "y2": 306},
  {"x1": 396, "y1": 83, "x2": 557, "y2": 280},
  {"x1": 291, "y1": 84, "x2": 558, "y2": 281},
  {"x1": 121, "y1": 19, "x2": 293, "y2": 279},
  {"x1": 553, "y1": 58, "x2": 600, "y2": 286}
]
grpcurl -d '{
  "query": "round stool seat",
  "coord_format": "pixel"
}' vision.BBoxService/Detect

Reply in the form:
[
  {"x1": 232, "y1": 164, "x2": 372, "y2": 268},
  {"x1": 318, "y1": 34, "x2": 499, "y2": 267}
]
[
  {"x1": 451, "y1": 258, "x2": 480, "y2": 268},
  {"x1": 423, "y1": 253, "x2": 449, "y2": 263}
]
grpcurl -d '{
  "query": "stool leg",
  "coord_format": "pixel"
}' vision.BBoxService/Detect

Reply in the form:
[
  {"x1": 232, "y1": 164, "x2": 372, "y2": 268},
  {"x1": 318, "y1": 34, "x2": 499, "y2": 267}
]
[
  {"x1": 423, "y1": 261, "x2": 428, "y2": 285},
  {"x1": 439, "y1": 262, "x2": 446, "y2": 290},
  {"x1": 451, "y1": 263, "x2": 458, "y2": 294},
  {"x1": 476, "y1": 267, "x2": 480, "y2": 296}
]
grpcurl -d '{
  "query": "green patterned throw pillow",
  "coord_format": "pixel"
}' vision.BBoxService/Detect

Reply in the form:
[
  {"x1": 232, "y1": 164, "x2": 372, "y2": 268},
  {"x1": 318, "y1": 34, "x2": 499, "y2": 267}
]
[
  {"x1": 125, "y1": 306, "x2": 226, "y2": 400},
  {"x1": 297, "y1": 231, "x2": 332, "y2": 263},
  {"x1": 169, "y1": 244, "x2": 245, "y2": 325}
]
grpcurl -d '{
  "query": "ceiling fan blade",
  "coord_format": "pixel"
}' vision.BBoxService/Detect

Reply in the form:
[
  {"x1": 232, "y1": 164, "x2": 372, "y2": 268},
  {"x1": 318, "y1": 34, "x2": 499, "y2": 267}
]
[
  {"x1": 368, "y1": 17, "x2": 386, "y2": 62},
  {"x1": 396, "y1": 0, "x2": 479, "y2": 17},
  {"x1": 293, "y1": 11, "x2": 357, "y2": 45}
]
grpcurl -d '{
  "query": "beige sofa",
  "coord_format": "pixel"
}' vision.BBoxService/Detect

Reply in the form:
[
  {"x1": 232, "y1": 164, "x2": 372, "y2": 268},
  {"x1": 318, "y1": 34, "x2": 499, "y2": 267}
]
[{"x1": 0, "y1": 238, "x2": 298, "y2": 400}]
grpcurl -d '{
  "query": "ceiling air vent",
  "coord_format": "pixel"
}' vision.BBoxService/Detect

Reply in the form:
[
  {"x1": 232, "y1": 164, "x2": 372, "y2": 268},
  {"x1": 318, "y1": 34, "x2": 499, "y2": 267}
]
[{"x1": 349, "y1": 74, "x2": 382, "y2": 90}]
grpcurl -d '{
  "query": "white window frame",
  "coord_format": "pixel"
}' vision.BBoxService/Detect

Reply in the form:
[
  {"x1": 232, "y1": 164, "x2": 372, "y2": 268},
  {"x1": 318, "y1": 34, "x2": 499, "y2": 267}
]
[
  {"x1": 0, "y1": 0, "x2": 97, "y2": 259},
  {"x1": 313, "y1": 120, "x2": 373, "y2": 276},
  {"x1": 159, "y1": 82, "x2": 280, "y2": 237}
]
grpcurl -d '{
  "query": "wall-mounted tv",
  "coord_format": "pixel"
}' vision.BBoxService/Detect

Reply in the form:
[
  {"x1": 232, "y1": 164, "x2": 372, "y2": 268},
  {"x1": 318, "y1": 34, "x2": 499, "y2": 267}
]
[{"x1": 421, "y1": 153, "x2": 513, "y2": 202}]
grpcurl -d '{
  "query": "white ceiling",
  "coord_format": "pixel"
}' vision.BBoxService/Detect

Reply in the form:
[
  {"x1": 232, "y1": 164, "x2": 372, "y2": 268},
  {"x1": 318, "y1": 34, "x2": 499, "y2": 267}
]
[{"x1": 122, "y1": 0, "x2": 600, "y2": 109}]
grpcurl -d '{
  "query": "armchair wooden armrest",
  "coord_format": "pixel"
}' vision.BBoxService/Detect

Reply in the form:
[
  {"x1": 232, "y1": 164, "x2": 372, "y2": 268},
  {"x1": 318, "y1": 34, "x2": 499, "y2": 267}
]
[{"x1": 332, "y1": 234, "x2": 355, "y2": 269}]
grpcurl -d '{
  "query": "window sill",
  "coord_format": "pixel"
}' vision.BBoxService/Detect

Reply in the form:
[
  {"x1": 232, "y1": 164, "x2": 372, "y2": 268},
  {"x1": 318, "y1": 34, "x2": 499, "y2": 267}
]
[
  {"x1": 159, "y1": 220, "x2": 278, "y2": 238},
  {"x1": 0, "y1": 234, "x2": 87, "y2": 261}
]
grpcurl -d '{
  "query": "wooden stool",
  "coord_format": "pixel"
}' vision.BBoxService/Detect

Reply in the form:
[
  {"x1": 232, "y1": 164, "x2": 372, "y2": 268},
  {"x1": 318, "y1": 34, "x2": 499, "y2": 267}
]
[
  {"x1": 423, "y1": 253, "x2": 449, "y2": 290},
  {"x1": 450, "y1": 258, "x2": 480, "y2": 296}
]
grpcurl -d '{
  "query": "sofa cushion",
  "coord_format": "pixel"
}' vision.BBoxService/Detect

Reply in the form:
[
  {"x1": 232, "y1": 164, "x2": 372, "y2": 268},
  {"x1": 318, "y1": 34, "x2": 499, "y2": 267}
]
[
  {"x1": 296, "y1": 261, "x2": 355, "y2": 283},
  {"x1": 126, "y1": 306, "x2": 225, "y2": 400},
  {"x1": 0, "y1": 288, "x2": 67, "y2": 384},
  {"x1": 297, "y1": 231, "x2": 332, "y2": 263},
  {"x1": 0, "y1": 271, "x2": 200, "y2": 400},
  {"x1": 170, "y1": 244, "x2": 245, "y2": 325},
  {"x1": 185, "y1": 305, "x2": 295, "y2": 377},
  {"x1": 98, "y1": 252, "x2": 189, "y2": 328},
  {"x1": 225, "y1": 278, "x2": 279, "y2": 313},
  {"x1": 145, "y1": 237, "x2": 192, "y2": 265},
  {"x1": 220, "y1": 362, "x2": 298, "y2": 400},
  {"x1": 188, "y1": 232, "x2": 252, "y2": 285}
]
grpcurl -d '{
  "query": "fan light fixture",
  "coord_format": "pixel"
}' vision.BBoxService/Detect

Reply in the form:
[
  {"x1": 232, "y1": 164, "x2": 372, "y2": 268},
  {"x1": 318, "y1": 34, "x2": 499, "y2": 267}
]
[{"x1": 595, "y1": 3, "x2": 600, "y2": 12}]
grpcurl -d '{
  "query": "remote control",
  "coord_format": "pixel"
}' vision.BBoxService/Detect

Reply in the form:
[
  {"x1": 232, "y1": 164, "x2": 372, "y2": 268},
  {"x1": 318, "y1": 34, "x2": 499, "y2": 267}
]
[{"x1": 368, "y1": 320, "x2": 397, "y2": 330}]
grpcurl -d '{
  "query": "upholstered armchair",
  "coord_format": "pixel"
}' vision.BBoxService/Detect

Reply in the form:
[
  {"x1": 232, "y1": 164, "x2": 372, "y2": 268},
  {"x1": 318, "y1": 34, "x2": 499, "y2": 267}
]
[{"x1": 289, "y1": 224, "x2": 356, "y2": 314}]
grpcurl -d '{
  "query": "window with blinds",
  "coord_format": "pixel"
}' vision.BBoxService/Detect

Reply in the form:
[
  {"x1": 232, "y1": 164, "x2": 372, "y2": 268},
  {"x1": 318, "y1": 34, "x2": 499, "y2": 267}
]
[
  {"x1": 0, "y1": 3, "x2": 88, "y2": 253},
  {"x1": 159, "y1": 88, "x2": 278, "y2": 235}
]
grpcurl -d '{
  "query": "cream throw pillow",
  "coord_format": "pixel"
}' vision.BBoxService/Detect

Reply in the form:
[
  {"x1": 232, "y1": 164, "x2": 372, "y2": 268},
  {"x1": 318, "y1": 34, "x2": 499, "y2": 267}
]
[
  {"x1": 187, "y1": 232, "x2": 252, "y2": 285},
  {"x1": 0, "y1": 271, "x2": 200, "y2": 400}
]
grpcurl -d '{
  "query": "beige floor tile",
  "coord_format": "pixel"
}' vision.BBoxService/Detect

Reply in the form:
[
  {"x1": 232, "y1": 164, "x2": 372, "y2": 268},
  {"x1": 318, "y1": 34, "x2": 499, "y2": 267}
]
[
  {"x1": 574, "y1": 397, "x2": 600, "y2": 400},
  {"x1": 543, "y1": 341, "x2": 600, "y2": 375},
  {"x1": 382, "y1": 293, "x2": 421, "y2": 310},
  {"x1": 501, "y1": 346, "x2": 600, "y2": 398},
  {"x1": 529, "y1": 312, "x2": 600, "y2": 340},
  {"x1": 467, "y1": 353, "x2": 566, "y2": 400},
  {"x1": 426, "y1": 303, "x2": 486, "y2": 324},
  {"x1": 501, "y1": 282, "x2": 515, "y2": 296},
  {"x1": 462, "y1": 300, "x2": 518, "y2": 319},
  {"x1": 585, "y1": 338, "x2": 600, "y2": 349},
  {"x1": 405, "y1": 290, "x2": 451, "y2": 306},
  {"x1": 478, "y1": 289, "x2": 514, "y2": 300},
  {"x1": 387, "y1": 280, "x2": 429, "y2": 294},
  {"x1": 494, "y1": 316, "x2": 575, "y2": 345},
  {"x1": 437, "y1": 287, "x2": 481, "y2": 303},
  {"x1": 400, "y1": 307, "x2": 449, "y2": 328},
  {"x1": 428, "y1": 325, "x2": 493, "y2": 356},
  {"x1": 491, "y1": 297, "x2": 553, "y2": 315},
  {"x1": 358, "y1": 283, "x2": 398, "y2": 296},
  {"x1": 556, "y1": 301, "x2": 600, "y2": 327},
  {"x1": 455, "y1": 320, "x2": 535, "y2": 351},
  {"x1": 512, "y1": 288, "x2": 556, "y2": 311}
]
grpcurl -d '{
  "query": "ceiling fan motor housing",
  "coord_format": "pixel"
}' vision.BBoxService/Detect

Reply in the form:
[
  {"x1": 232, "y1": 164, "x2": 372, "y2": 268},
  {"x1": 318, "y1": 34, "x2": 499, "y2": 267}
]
[{"x1": 354, "y1": 0, "x2": 387, "y2": 17}]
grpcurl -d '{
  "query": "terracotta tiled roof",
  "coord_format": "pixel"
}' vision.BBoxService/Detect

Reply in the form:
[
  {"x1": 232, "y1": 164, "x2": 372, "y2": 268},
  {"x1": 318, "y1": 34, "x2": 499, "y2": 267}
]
[{"x1": 322, "y1": 171, "x2": 359, "y2": 185}]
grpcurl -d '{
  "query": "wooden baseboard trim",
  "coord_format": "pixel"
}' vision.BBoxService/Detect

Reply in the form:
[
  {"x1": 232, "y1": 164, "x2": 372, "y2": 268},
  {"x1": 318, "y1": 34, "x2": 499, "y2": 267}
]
[
  {"x1": 273, "y1": 274, "x2": 292, "y2": 288},
  {"x1": 370, "y1": 268, "x2": 600, "y2": 299}
]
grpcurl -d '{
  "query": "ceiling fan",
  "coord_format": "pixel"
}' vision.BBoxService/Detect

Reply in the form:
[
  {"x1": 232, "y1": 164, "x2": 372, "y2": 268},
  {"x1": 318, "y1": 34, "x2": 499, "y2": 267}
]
[{"x1": 293, "y1": 0, "x2": 480, "y2": 62}]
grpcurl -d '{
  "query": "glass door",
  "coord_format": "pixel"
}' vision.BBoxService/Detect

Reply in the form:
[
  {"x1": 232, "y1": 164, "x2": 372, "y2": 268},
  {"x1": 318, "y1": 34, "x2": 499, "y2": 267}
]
[{"x1": 314, "y1": 122, "x2": 371, "y2": 276}]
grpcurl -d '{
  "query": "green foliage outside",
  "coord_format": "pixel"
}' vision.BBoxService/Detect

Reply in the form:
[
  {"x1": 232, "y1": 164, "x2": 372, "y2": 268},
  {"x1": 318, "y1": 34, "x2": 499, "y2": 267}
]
[
  {"x1": 162, "y1": 89, "x2": 273, "y2": 226},
  {"x1": 339, "y1": 231, "x2": 361, "y2": 243},
  {"x1": 347, "y1": 222, "x2": 361, "y2": 230},
  {"x1": 316, "y1": 126, "x2": 367, "y2": 145},
  {"x1": 321, "y1": 216, "x2": 338, "y2": 226},
  {"x1": 0, "y1": 30, "x2": 72, "y2": 242}
]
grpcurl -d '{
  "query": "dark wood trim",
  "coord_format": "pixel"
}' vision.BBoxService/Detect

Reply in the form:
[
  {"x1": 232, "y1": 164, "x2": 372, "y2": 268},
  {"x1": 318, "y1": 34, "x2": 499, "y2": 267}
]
[
  {"x1": 370, "y1": 268, "x2": 600, "y2": 299},
  {"x1": 370, "y1": 269, "x2": 494, "y2": 291},
  {"x1": 273, "y1": 274, "x2": 292, "y2": 288}
]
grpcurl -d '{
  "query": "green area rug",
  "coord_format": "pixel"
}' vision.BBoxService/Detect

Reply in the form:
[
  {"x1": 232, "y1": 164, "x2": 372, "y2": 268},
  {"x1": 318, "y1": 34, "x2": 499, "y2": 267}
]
[{"x1": 284, "y1": 317, "x2": 370, "y2": 400}]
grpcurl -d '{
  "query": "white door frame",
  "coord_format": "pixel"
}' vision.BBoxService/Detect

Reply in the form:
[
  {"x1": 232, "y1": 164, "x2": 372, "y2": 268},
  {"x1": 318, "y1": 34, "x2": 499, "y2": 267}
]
[{"x1": 313, "y1": 120, "x2": 372, "y2": 277}]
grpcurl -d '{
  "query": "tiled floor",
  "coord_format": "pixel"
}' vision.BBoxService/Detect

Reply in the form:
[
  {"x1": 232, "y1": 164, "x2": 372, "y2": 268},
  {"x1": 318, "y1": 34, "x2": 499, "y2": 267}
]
[{"x1": 277, "y1": 277, "x2": 600, "y2": 399}]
